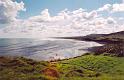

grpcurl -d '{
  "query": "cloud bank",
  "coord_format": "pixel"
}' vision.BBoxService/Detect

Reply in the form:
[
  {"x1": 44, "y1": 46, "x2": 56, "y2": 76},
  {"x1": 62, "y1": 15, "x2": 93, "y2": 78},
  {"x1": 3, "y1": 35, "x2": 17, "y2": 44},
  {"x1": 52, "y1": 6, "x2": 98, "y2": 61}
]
[{"x1": 0, "y1": 0, "x2": 124, "y2": 38}]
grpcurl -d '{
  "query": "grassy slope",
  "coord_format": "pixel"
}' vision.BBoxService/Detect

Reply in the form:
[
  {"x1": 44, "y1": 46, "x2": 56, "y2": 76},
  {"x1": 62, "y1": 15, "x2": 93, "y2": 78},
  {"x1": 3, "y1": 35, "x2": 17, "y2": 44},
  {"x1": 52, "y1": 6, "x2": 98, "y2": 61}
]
[
  {"x1": 0, "y1": 56, "x2": 50, "y2": 80},
  {"x1": 0, "y1": 55, "x2": 124, "y2": 80},
  {"x1": 57, "y1": 54, "x2": 124, "y2": 80}
]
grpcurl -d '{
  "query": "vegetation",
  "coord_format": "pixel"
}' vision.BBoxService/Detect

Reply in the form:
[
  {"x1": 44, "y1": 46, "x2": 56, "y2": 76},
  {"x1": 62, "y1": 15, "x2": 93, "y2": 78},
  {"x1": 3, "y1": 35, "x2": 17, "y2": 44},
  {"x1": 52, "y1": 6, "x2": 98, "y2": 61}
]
[
  {"x1": 0, "y1": 54, "x2": 124, "y2": 80},
  {"x1": 0, "y1": 56, "x2": 50, "y2": 80},
  {"x1": 57, "y1": 54, "x2": 124, "y2": 80}
]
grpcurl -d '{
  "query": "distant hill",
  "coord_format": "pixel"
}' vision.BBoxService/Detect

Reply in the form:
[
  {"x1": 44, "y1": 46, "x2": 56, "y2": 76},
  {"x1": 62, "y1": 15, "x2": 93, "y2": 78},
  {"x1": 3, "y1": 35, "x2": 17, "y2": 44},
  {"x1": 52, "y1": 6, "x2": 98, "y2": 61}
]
[
  {"x1": 56, "y1": 31, "x2": 124, "y2": 43},
  {"x1": 84, "y1": 31, "x2": 124, "y2": 43},
  {"x1": 55, "y1": 31, "x2": 124, "y2": 56}
]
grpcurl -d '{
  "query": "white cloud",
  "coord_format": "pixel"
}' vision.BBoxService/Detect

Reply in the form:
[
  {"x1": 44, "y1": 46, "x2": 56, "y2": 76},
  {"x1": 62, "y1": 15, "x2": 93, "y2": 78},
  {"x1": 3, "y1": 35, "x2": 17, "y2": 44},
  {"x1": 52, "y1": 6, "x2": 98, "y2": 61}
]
[
  {"x1": 0, "y1": 0, "x2": 25, "y2": 24},
  {"x1": 97, "y1": 4, "x2": 111, "y2": 12},
  {"x1": 112, "y1": 3, "x2": 124, "y2": 12},
  {"x1": 107, "y1": 17, "x2": 116, "y2": 24},
  {"x1": 84, "y1": 10, "x2": 98, "y2": 19},
  {"x1": 29, "y1": 9, "x2": 51, "y2": 22},
  {"x1": 97, "y1": 3, "x2": 124, "y2": 12},
  {"x1": 0, "y1": 0, "x2": 123, "y2": 38}
]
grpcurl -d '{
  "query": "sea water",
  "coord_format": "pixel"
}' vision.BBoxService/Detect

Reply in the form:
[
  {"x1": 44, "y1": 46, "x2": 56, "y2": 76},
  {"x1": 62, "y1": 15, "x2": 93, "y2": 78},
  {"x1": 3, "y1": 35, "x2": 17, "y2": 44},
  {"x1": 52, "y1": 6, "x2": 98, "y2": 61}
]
[{"x1": 0, "y1": 38, "x2": 102, "y2": 61}]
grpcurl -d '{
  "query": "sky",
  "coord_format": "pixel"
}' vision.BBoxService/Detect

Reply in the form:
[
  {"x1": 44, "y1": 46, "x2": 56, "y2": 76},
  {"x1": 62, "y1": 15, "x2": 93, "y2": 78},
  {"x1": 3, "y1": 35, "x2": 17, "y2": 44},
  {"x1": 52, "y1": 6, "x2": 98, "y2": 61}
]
[
  {"x1": 0, "y1": 0, "x2": 124, "y2": 38},
  {"x1": 16, "y1": 0, "x2": 122, "y2": 19}
]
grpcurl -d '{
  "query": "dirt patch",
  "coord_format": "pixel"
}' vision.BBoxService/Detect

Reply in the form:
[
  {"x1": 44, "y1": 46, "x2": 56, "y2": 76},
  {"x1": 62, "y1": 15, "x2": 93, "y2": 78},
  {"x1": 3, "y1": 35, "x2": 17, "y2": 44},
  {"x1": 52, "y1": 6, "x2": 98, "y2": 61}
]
[{"x1": 42, "y1": 67, "x2": 59, "y2": 78}]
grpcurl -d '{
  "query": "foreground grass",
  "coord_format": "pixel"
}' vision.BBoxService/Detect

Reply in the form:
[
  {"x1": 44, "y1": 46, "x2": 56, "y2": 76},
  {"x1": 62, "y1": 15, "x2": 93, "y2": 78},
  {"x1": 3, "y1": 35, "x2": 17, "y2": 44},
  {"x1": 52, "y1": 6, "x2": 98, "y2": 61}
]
[
  {"x1": 57, "y1": 54, "x2": 124, "y2": 80},
  {"x1": 0, "y1": 54, "x2": 124, "y2": 80},
  {"x1": 0, "y1": 56, "x2": 50, "y2": 80}
]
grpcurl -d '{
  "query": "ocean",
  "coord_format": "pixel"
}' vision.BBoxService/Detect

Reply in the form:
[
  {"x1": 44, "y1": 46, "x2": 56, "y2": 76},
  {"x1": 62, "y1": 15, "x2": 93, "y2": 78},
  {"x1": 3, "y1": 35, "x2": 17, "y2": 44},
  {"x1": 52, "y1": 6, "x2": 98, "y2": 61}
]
[{"x1": 0, "y1": 38, "x2": 102, "y2": 61}]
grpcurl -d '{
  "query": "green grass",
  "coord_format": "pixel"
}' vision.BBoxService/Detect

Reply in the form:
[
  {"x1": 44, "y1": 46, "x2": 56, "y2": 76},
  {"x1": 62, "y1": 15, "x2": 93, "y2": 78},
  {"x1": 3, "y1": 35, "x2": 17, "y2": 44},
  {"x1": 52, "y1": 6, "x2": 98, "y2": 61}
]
[
  {"x1": 0, "y1": 55, "x2": 124, "y2": 80},
  {"x1": 0, "y1": 56, "x2": 49, "y2": 80},
  {"x1": 57, "y1": 54, "x2": 124, "y2": 80}
]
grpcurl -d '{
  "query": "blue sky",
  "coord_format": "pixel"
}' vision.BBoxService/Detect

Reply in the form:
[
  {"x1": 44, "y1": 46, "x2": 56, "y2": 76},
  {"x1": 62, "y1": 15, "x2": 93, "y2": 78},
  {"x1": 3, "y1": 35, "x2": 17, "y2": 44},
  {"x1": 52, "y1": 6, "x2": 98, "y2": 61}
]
[{"x1": 16, "y1": 0, "x2": 122, "y2": 19}]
